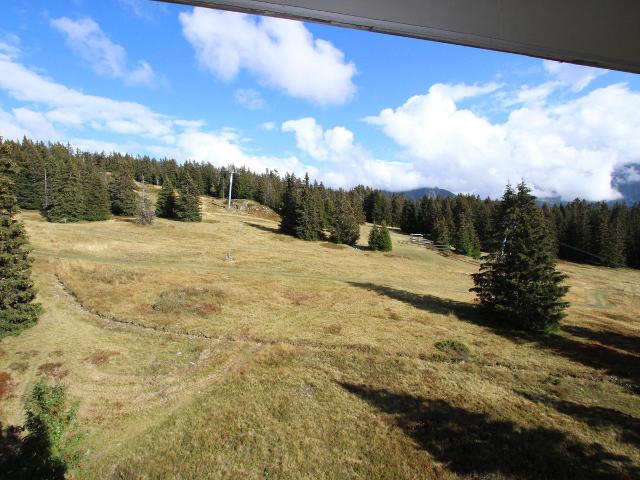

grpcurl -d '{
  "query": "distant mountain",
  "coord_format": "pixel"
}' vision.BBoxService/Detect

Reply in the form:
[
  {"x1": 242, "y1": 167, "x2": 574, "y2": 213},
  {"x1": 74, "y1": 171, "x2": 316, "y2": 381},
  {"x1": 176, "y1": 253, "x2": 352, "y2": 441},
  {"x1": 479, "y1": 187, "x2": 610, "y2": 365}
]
[{"x1": 384, "y1": 187, "x2": 455, "y2": 200}]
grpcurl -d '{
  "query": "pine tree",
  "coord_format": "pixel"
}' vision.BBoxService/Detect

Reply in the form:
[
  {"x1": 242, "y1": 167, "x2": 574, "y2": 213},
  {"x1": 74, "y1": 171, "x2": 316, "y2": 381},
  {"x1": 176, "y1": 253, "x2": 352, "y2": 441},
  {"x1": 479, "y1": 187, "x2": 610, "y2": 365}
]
[
  {"x1": 46, "y1": 148, "x2": 85, "y2": 223},
  {"x1": 82, "y1": 163, "x2": 110, "y2": 221},
  {"x1": 369, "y1": 222, "x2": 392, "y2": 251},
  {"x1": 279, "y1": 174, "x2": 298, "y2": 235},
  {"x1": 109, "y1": 168, "x2": 137, "y2": 216},
  {"x1": 471, "y1": 182, "x2": 569, "y2": 332},
  {"x1": 294, "y1": 174, "x2": 322, "y2": 240},
  {"x1": 15, "y1": 138, "x2": 44, "y2": 210},
  {"x1": 433, "y1": 216, "x2": 451, "y2": 247},
  {"x1": 155, "y1": 177, "x2": 176, "y2": 219},
  {"x1": 330, "y1": 191, "x2": 360, "y2": 245},
  {"x1": 0, "y1": 141, "x2": 42, "y2": 338},
  {"x1": 174, "y1": 171, "x2": 201, "y2": 222},
  {"x1": 454, "y1": 213, "x2": 481, "y2": 258}
]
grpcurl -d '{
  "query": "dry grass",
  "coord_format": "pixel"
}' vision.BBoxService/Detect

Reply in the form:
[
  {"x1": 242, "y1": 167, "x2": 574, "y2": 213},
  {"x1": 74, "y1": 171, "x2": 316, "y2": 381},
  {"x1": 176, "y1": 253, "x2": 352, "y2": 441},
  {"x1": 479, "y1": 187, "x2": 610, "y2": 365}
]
[{"x1": 0, "y1": 203, "x2": 638, "y2": 479}]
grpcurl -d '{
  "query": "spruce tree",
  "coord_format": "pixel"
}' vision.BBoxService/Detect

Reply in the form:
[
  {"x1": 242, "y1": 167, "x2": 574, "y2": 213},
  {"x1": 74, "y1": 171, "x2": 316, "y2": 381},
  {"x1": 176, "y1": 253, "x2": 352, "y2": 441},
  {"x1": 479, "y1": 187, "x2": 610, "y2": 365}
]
[
  {"x1": 454, "y1": 213, "x2": 481, "y2": 258},
  {"x1": 279, "y1": 174, "x2": 298, "y2": 235},
  {"x1": 471, "y1": 182, "x2": 569, "y2": 332},
  {"x1": 109, "y1": 168, "x2": 137, "y2": 216},
  {"x1": 82, "y1": 164, "x2": 110, "y2": 221},
  {"x1": 174, "y1": 171, "x2": 201, "y2": 222},
  {"x1": 294, "y1": 174, "x2": 322, "y2": 240},
  {"x1": 330, "y1": 191, "x2": 360, "y2": 245},
  {"x1": 155, "y1": 177, "x2": 176, "y2": 218},
  {"x1": 0, "y1": 141, "x2": 41, "y2": 338},
  {"x1": 46, "y1": 149, "x2": 85, "y2": 223},
  {"x1": 369, "y1": 222, "x2": 392, "y2": 251},
  {"x1": 433, "y1": 216, "x2": 451, "y2": 247},
  {"x1": 15, "y1": 138, "x2": 44, "y2": 210}
]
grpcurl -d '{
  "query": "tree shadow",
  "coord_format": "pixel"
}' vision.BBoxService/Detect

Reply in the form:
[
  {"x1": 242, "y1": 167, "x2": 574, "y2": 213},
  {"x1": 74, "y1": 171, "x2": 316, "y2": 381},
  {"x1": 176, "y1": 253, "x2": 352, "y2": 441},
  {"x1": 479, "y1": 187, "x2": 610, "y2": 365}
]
[
  {"x1": 562, "y1": 325, "x2": 640, "y2": 356},
  {"x1": 347, "y1": 282, "x2": 480, "y2": 324},
  {"x1": 243, "y1": 222, "x2": 281, "y2": 234},
  {"x1": 348, "y1": 282, "x2": 640, "y2": 391},
  {"x1": 516, "y1": 391, "x2": 640, "y2": 448},
  {"x1": 0, "y1": 422, "x2": 66, "y2": 479},
  {"x1": 339, "y1": 382, "x2": 639, "y2": 479}
]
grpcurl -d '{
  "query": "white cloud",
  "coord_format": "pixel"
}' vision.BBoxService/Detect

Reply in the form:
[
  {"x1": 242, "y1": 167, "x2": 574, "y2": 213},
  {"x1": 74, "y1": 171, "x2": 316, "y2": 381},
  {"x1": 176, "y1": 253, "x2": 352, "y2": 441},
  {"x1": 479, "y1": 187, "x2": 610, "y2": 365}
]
[
  {"x1": 282, "y1": 117, "x2": 427, "y2": 191},
  {"x1": 261, "y1": 121, "x2": 276, "y2": 131},
  {"x1": 366, "y1": 82, "x2": 640, "y2": 200},
  {"x1": 234, "y1": 88, "x2": 265, "y2": 109},
  {"x1": 179, "y1": 8, "x2": 356, "y2": 106},
  {"x1": 50, "y1": 16, "x2": 159, "y2": 87},
  {"x1": 543, "y1": 60, "x2": 606, "y2": 92},
  {"x1": 0, "y1": 50, "x2": 310, "y2": 179}
]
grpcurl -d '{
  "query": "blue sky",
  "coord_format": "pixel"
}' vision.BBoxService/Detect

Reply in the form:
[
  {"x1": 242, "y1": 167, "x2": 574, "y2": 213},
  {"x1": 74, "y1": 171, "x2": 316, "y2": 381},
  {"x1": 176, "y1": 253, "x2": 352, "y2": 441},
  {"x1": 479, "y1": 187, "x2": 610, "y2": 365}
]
[{"x1": 1, "y1": 0, "x2": 640, "y2": 199}]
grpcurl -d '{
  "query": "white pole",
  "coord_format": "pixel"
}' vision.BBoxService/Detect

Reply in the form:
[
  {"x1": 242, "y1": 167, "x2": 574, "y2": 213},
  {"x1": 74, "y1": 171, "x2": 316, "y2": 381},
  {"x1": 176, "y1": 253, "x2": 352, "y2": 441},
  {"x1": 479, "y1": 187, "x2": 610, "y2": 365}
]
[{"x1": 227, "y1": 171, "x2": 234, "y2": 209}]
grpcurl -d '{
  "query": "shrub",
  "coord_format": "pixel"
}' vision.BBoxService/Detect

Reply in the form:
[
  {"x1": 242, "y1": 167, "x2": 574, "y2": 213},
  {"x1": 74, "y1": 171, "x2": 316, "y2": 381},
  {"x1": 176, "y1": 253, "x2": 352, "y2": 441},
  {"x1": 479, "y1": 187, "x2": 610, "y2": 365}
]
[
  {"x1": 368, "y1": 223, "x2": 392, "y2": 252},
  {"x1": 0, "y1": 380, "x2": 84, "y2": 479},
  {"x1": 434, "y1": 339, "x2": 470, "y2": 362}
]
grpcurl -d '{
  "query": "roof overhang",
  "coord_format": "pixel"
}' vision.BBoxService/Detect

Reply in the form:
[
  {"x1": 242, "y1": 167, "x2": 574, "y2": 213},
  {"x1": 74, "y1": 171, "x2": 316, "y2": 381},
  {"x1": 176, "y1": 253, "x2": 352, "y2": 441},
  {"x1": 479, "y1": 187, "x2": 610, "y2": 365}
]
[{"x1": 156, "y1": 0, "x2": 640, "y2": 74}]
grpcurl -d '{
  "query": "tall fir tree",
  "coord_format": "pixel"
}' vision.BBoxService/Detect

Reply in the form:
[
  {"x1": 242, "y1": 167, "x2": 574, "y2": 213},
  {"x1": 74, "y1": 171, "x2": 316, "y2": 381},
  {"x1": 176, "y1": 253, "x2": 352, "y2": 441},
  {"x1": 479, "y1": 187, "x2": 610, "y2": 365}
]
[
  {"x1": 46, "y1": 147, "x2": 85, "y2": 222},
  {"x1": 433, "y1": 216, "x2": 451, "y2": 247},
  {"x1": 174, "y1": 171, "x2": 201, "y2": 222},
  {"x1": 329, "y1": 191, "x2": 360, "y2": 245},
  {"x1": 454, "y1": 212, "x2": 481, "y2": 258},
  {"x1": 82, "y1": 163, "x2": 110, "y2": 221},
  {"x1": 109, "y1": 168, "x2": 137, "y2": 216},
  {"x1": 155, "y1": 177, "x2": 176, "y2": 218},
  {"x1": 294, "y1": 174, "x2": 322, "y2": 241},
  {"x1": 279, "y1": 174, "x2": 298, "y2": 235},
  {"x1": 15, "y1": 138, "x2": 45, "y2": 210},
  {"x1": 0, "y1": 141, "x2": 41, "y2": 338},
  {"x1": 471, "y1": 182, "x2": 569, "y2": 332}
]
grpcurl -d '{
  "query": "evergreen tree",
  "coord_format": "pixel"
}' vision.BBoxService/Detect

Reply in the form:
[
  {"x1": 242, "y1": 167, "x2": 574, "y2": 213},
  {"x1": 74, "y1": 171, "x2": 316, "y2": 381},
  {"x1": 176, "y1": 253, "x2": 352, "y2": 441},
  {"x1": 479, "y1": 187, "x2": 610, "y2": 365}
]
[
  {"x1": 294, "y1": 174, "x2": 322, "y2": 240},
  {"x1": 433, "y1": 216, "x2": 451, "y2": 247},
  {"x1": 46, "y1": 148, "x2": 84, "y2": 222},
  {"x1": 454, "y1": 213, "x2": 481, "y2": 258},
  {"x1": 279, "y1": 174, "x2": 298, "y2": 235},
  {"x1": 15, "y1": 138, "x2": 44, "y2": 210},
  {"x1": 369, "y1": 222, "x2": 392, "y2": 251},
  {"x1": 109, "y1": 168, "x2": 137, "y2": 216},
  {"x1": 174, "y1": 171, "x2": 201, "y2": 222},
  {"x1": 400, "y1": 200, "x2": 418, "y2": 233},
  {"x1": 155, "y1": 177, "x2": 176, "y2": 218},
  {"x1": 329, "y1": 191, "x2": 360, "y2": 245},
  {"x1": 0, "y1": 141, "x2": 41, "y2": 338},
  {"x1": 82, "y1": 164, "x2": 110, "y2": 221},
  {"x1": 471, "y1": 182, "x2": 569, "y2": 332}
]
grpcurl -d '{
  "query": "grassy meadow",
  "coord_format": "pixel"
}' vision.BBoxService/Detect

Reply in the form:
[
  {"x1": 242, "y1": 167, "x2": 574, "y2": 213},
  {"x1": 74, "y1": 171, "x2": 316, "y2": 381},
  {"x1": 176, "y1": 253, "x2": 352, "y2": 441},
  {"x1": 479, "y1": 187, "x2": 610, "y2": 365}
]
[{"x1": 0, "y1": 195, "x2": 639, "y2": 479}]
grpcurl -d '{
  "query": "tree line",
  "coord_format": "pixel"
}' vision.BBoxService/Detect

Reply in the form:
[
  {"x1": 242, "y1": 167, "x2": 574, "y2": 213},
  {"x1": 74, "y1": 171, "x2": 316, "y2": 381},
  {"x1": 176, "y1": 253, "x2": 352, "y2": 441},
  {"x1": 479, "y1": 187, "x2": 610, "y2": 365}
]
[{"x1": 3, "y1": 136, "x2": 639, "y2": 267}]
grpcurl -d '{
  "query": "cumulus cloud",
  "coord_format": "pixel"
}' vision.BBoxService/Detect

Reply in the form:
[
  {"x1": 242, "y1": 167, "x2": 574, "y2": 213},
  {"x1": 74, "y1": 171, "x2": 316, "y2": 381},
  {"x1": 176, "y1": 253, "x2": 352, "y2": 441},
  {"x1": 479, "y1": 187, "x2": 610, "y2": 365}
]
[
  {"x1": 234, "y1": 88, "x2": 265, "y2": 109},
  {"x1": 366, "y1": 82, "x2": 640, "y2": 200},
  {"x1": 179, "y1": 8, "x2": 356, "y2": 105},
  {"x1": 51, "y1": 16, "x2": 159, "y2": 87},
  {"x1": 0, "y1": 50, "x2": 310, "y2": 177},
  {"x1": 282, "y1": 117, "x2": 427, "y2": 191}
]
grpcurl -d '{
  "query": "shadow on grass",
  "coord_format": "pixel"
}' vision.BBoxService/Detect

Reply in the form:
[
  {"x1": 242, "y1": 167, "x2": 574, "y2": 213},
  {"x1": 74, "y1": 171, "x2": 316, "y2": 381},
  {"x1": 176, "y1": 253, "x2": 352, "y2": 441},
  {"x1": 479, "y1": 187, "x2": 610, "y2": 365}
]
[
  {"x1": 243, "y1": 222, "x2": 281, "y2": 234},
  {"x1": 339, "y1": 382, "x2": 639, "y2": 480},
  {"x1": 517, "y1": 391, "x2": 640, "y2": 448},
  {"x1": 0, "y1": 424, "x2": 66, "y2": 480},
  {"x1": 562, "y1": 325, "x2": 640, "y2": 356},
  {"x1": 348, "y1": 282, "x2": 640, "y2": 390}
]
